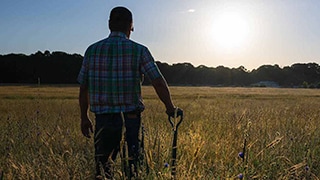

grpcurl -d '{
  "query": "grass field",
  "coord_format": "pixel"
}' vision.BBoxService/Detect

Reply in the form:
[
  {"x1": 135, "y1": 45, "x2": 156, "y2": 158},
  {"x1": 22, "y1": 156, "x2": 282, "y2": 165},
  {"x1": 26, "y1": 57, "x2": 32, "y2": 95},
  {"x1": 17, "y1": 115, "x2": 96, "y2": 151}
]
[{"x1": 0, "y1": 85, "x2": 320, "y2": 179}]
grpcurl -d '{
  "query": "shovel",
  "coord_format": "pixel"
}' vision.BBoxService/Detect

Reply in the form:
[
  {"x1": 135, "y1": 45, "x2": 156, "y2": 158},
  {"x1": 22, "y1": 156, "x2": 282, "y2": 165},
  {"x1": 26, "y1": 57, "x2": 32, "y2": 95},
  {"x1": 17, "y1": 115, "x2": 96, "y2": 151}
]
[{"x1": 168, "y1": 111, "x2": 183, "y2": 179}]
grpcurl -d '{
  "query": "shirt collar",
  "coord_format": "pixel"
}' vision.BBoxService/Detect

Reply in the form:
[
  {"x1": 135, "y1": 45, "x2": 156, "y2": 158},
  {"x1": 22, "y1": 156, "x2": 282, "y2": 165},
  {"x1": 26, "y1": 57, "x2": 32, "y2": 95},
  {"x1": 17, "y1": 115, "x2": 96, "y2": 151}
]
[{"x1": 109, "y1": 31, "x2": 128, "y2": 38}]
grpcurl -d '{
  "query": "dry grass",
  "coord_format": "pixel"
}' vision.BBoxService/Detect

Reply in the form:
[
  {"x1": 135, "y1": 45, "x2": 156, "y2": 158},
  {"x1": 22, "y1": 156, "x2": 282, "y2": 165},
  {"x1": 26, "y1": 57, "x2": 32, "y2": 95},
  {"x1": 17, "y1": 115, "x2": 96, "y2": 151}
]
[{"x1": 0, "y1": 85, "x2": 320, "y2": 179}]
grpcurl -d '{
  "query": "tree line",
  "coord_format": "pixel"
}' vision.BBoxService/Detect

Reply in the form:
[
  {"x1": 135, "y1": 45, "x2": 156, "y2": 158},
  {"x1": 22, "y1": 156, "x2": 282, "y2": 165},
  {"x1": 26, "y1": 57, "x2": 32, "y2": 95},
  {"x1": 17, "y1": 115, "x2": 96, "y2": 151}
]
[{"x1": 0, "y1": 51, "x2": 319, "y2": 88}]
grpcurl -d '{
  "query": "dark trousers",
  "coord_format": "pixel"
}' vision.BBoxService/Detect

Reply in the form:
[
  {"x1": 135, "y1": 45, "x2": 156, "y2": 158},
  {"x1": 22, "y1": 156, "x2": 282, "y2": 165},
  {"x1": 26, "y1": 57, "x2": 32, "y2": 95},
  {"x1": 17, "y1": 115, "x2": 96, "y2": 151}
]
[{"x1": 94, "y1": 112, "x2": 141, "y2": 179}]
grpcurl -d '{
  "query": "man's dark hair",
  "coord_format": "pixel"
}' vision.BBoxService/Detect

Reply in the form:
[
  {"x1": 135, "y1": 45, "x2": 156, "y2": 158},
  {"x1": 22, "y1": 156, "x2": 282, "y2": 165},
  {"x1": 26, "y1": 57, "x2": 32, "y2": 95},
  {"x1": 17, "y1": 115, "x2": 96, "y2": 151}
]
[{"x1": 109, "y1": 7, "x2": 132, "y2": 32}]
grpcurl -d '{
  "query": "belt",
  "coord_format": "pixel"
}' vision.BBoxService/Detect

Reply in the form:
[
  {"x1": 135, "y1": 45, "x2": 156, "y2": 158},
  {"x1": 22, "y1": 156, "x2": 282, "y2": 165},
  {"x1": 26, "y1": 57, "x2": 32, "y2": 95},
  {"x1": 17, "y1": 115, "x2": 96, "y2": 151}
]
[{"x1": 96, "y1": 111, "x2": 140, "y2": 118}]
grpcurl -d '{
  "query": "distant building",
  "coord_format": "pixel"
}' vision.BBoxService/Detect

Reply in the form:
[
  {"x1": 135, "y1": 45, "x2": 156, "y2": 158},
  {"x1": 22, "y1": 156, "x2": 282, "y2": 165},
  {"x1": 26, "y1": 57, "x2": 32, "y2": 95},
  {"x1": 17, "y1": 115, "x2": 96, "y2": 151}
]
[{"x1": 251, "y1": 81, "x2": 280, "y2": 88}]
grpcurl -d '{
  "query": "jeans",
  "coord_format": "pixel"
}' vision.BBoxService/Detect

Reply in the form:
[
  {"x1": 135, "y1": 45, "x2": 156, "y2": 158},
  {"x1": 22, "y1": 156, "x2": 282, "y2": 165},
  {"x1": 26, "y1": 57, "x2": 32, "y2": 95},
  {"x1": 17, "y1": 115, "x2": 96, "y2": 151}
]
[{"x1": 94, "y1": 112, "x2": 141, "y2": 179}]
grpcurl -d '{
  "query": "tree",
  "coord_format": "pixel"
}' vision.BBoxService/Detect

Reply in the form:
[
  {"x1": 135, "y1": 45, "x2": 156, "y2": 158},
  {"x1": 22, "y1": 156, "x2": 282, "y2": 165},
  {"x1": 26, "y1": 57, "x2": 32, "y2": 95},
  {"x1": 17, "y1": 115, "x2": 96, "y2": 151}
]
[{"x1": 0, "y1": 51, "x2": 318, "y2": 86}]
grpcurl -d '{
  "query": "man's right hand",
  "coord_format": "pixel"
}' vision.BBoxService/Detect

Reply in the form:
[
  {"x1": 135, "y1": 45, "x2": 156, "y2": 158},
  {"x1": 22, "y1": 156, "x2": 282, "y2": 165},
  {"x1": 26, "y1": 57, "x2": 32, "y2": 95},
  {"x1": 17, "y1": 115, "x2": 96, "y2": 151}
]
[
  {"x1": 166, "y1": 107, "x2": 183, "y2": 118},
  {"x1": 81, "y1": 116, "x2": 93, "y2": 138}
]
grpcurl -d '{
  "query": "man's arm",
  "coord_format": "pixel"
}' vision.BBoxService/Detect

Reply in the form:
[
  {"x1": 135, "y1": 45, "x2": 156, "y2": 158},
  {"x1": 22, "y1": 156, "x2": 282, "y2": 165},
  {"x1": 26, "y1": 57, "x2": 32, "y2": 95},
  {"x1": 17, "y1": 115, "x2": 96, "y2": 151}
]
[
  {"x1": 151, "y1": 77, "x2": 176, "y2": 114},
  {"x1": 79, "y1": 84, "x2": 93, "y2": 138}
]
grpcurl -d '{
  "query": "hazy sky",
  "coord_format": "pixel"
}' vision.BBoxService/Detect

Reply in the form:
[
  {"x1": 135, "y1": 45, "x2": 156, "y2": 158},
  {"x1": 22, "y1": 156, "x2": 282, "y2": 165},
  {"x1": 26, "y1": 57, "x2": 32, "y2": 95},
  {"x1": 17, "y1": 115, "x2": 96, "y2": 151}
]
[{"x1": 1, "y1": 0, "x2": 319, "y2": 70}]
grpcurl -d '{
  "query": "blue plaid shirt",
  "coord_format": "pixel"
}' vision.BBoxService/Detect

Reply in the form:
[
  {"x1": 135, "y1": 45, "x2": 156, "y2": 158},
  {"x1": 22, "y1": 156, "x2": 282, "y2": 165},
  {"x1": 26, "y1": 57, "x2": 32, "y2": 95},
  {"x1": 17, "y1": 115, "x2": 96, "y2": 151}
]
[{"x1": 78, "y1": 32, "x2": 163, "y2": 114}]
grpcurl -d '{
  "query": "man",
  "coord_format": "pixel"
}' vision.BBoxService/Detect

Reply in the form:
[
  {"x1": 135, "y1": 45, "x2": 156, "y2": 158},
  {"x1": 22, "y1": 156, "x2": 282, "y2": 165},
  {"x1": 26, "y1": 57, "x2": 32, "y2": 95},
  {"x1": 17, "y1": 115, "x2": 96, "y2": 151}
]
[{"x1": 78, "y1": 6, "x2": 182, "y2": 179}]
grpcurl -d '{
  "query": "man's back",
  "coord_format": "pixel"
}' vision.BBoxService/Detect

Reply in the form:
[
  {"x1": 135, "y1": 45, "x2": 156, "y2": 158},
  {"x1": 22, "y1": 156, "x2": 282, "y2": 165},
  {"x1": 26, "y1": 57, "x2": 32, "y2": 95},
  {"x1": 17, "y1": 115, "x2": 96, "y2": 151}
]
[{"x1": 78, "y1": 31, "x2": 162, "y2": 114}]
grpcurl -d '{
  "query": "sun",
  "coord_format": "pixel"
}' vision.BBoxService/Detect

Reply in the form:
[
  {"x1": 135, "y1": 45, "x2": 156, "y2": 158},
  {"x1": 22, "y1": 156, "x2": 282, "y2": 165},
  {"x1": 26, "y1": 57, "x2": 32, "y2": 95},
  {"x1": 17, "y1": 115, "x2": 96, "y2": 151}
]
[{"x1": 212, "y1": 11, "x2": 249, "y2": 50}]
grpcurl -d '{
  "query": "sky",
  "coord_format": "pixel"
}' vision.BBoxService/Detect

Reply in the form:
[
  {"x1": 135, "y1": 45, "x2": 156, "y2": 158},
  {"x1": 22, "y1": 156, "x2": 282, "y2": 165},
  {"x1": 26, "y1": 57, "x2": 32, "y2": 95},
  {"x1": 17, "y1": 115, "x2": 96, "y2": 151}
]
[{"x1": 1, "y1": 0, "x2": 320, "y2": 70}]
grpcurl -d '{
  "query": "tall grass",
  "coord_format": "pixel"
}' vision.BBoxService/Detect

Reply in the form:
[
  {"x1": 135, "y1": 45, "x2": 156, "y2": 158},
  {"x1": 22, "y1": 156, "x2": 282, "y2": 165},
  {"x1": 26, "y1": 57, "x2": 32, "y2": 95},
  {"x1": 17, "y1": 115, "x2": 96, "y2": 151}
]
[{"x1": 0, "y1": 85, "x2": 319, "y2": 179}]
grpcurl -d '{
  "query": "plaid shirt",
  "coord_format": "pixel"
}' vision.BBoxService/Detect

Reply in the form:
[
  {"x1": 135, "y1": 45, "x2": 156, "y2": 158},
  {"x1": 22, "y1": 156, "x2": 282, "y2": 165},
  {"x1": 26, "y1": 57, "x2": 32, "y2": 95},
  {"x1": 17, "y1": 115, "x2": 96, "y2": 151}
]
[{"x1": 78, "y1": 32, "x2": 163, "y2": 114}]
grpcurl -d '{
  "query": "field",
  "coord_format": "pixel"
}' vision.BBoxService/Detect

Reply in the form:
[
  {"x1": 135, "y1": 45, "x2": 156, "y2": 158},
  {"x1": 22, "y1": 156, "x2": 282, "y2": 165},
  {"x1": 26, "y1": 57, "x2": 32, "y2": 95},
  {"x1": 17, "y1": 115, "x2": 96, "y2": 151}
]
[{"x1": 0, "y1": 85, "x2": 320, "y2": 179}]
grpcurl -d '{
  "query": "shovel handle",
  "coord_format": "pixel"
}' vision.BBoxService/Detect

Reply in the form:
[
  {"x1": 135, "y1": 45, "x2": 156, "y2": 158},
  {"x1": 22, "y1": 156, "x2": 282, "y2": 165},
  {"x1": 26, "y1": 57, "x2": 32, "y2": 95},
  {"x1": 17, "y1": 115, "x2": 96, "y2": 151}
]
[
  {"x1": 169, "y1": 114, "x2": 183, "y2": 179},
  {"x1": 168, "y1": 115, "x2": 183, "y2": 130}
]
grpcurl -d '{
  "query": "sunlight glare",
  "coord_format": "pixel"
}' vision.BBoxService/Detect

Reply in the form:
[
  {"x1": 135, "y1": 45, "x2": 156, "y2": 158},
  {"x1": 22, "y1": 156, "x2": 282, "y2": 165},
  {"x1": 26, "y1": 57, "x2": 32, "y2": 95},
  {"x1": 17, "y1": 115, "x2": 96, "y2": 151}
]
[{"x1": 212, "y1": 11, "x2": 249, "y2": 50}]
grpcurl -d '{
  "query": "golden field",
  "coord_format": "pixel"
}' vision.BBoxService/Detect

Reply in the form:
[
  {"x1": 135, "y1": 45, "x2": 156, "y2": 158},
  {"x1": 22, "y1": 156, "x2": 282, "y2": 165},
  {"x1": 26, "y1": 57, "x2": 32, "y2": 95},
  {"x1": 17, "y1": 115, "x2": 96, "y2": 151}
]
[{"x1": 0, "y1": 85, "x2": 320, "y2": 179}]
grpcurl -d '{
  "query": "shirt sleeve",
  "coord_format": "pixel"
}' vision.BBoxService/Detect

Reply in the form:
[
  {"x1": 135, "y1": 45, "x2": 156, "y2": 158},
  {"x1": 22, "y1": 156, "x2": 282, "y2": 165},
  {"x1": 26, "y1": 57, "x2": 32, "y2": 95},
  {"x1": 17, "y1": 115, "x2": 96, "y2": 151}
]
[
  {"x1": 77, "y1": 49, "x2": 89, "y2": 85},
  {"x1": 140, "y1": 47, "x2": 163, "y2": 81}
]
